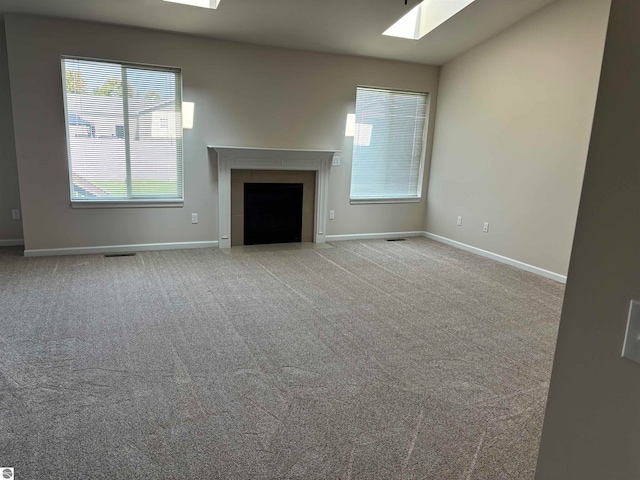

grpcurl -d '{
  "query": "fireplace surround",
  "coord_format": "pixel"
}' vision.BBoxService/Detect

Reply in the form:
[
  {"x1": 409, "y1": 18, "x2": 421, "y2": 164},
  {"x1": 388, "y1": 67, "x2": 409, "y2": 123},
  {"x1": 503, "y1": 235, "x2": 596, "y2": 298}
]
[{"x1": 210, "y1": 146, "x2": 340, "y2": 249}]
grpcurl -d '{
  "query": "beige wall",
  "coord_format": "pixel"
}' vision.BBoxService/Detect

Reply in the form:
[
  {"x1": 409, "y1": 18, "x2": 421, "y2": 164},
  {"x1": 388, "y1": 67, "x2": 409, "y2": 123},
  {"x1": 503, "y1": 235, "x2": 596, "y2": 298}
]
[
  {"x1": 535, "y1": 0, "x2": 640, "y2": 477},
  {"x1": 425, "y1": 0, "x2": 610, "y2": 276},
  {"x1": 4, "y1": 14, "x2": 439, "y2": 252},
  {"x1": 0, "y1": 21, "x2": 22, "y2": 242}
]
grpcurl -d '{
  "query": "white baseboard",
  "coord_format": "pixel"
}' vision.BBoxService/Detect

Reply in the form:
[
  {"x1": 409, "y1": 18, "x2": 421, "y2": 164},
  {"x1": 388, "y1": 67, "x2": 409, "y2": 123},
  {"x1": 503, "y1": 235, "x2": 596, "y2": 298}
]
[
  {"x1": 423, "y1": 232, "x2": 567, "y2": 284},
  {"x1": 24, "y1": 241, "x2": 218, "y2": 257},
  {"x1": 0, "y1": 239, "x2": 24, "y2": 247},
  {"x1": 20, "y1": 232, "x2": 566, "y2": 283},
  {"x1": 325, "y1": 231, "x2": 425, "y2": 242}
]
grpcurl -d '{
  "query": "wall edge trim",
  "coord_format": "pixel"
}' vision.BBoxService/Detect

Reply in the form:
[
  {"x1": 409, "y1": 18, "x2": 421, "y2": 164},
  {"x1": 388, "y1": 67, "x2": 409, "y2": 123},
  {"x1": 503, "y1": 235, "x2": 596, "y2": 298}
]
[
  {"x1": 424, "y1": 232, "x2": 567, "y2": 283},
  {"x1": 24, "y1": 241, "x2": 218, "y2": 257},
  {"x1": 0, "y1": 239, "x2": 24, "y2": 247},
  {"x1": 325, "y1": 231, "x2": 425, "y2": 241}
]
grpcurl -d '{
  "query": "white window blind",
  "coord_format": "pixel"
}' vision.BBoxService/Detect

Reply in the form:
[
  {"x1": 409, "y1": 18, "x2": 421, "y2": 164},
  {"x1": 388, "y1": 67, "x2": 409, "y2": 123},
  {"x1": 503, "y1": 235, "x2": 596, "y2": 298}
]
[
  {"x1": 350, "y1": 87, "x2": 428, "y2": 201},
  {"x1": 61, "y1": 57, "x2": 183, "y2": 203}
]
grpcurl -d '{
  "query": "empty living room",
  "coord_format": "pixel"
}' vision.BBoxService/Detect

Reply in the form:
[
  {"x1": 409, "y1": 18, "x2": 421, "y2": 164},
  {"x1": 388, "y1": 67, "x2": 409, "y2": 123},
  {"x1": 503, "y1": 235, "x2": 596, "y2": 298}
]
[{"x1": 3, "y1": 0, "x2": 638, "y2": 478}]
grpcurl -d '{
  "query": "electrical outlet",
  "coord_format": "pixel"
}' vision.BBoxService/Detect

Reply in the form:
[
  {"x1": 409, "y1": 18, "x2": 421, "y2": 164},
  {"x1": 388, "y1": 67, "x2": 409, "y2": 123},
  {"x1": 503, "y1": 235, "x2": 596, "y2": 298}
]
[
  {"x1": 191, "y1": 213, "x2": 198, "y2": 224},
  {"x1": 332, "y1": 156, "x2": 341, "y2": 166},
  {"x1": 329, "y1": 210, "x2": 335, "y2": 220},
  {"x1": 457, "y1": 216, "x2": 462, "y2": 226},
  {"x1": 11, "y1": 209, "x2": 20, "y2": 220},
  {"x1": 483, "y1": 222, "x2": 489, "y2": 233}
]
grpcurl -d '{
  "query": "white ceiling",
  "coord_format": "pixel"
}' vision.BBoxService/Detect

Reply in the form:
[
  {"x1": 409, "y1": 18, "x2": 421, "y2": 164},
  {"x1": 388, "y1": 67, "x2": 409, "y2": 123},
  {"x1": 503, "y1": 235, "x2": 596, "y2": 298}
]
[{"x1": 0, "y1": 0, "x2": 558, "y2": 65}]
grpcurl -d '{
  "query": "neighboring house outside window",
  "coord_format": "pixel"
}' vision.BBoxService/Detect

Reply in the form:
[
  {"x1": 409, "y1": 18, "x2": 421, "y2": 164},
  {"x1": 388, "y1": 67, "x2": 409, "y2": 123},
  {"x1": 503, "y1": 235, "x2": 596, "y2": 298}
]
[
  {"x1": 61, "y1": 57, "x2": 183, "y2": 205},
  {"x1": 350, "y1": 87, "x2": 429, "y2": 203}
]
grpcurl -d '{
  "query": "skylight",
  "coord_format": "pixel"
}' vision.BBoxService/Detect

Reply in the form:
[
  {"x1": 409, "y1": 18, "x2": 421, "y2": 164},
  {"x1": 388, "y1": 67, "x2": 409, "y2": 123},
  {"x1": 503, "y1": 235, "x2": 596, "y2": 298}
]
[
  {"x1": 383, "y1": 0, "x2": 476, "y2": 40},
  {"x1": 163, "y1": 0, "x2": 221, "y2": 9}
]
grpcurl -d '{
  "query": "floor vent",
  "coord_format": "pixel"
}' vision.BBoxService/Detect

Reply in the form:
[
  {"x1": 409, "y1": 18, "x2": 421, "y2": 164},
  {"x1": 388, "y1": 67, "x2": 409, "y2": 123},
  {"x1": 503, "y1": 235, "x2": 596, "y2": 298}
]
[
  {"x1": 104, "y1": 253, "x2": 137, "y2": 258},
  {"x1": 387, "y1": 238, "x2": 407, "y2": 242}
]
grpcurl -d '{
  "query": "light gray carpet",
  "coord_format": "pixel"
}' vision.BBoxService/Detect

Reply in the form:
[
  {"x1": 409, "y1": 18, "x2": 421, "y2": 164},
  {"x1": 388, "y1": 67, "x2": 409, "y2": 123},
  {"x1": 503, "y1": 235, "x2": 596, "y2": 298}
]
[{"x1": 0, "y1": 238, "x2": 563, "y2": 479}]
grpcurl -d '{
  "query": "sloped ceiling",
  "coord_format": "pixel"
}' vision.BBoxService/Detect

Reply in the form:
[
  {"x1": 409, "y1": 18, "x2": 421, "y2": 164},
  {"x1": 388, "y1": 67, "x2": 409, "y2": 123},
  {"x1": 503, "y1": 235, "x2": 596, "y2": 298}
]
[{"x1": 0, "y1": 0, "x2": 558, "y2": 65}]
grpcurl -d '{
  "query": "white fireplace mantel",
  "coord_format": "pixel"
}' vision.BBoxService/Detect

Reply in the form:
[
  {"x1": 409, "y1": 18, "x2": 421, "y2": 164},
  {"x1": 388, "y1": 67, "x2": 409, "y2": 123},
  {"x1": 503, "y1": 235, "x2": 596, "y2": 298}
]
[{"x1": 209, "y1": 146, "x2": 341, "y2": 249}]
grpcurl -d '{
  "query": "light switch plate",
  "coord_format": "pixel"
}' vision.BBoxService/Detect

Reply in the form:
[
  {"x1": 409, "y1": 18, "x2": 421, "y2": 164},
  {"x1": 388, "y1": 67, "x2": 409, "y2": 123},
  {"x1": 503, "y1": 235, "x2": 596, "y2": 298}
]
[
  {"x1": 332, "y1": 156, "x2": 341, "y2": 166},
  {"x1": 622, "y1": 300, "x2": 640, "y2": 364}
]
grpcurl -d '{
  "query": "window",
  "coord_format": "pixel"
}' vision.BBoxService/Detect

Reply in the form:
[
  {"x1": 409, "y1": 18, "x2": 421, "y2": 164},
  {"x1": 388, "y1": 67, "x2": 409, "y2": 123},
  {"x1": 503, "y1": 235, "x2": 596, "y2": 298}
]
[
  {"x1": 350, "y1": 87, "x2": 428, "y2": 202},
  {"x1": 62, "y1": 57, "x2": 183, "y2": 205}
]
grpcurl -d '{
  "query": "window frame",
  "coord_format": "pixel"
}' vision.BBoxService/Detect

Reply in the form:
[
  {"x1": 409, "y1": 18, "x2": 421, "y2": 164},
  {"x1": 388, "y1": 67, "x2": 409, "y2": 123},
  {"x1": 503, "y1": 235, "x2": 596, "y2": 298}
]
[
  {"x1": 61, "y1": 56, "x2": 185, "y2": 208},
  {"x1": 349, "y1": 85, "x2": 430, "y2": 204}
]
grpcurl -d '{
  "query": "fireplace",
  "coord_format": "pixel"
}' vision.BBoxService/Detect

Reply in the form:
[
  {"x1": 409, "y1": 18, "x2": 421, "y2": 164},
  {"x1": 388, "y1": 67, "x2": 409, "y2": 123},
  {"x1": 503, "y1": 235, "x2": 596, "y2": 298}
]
[
  {"x1": 211, "y1": 146, "x2": 340, "y2": 249},
  {"x1": 231, "y1": 170, "x2": 315, "y2": 246}
]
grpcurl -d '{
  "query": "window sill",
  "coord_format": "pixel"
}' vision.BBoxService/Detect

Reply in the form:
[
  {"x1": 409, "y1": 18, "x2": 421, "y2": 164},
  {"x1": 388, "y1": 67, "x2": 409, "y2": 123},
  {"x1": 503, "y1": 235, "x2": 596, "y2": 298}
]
[
  {"x1": 71, "y1": 200, "x2": 184, "y2": 209},
  {"x1": 350, "y1": 197, "x2": 422, "y2": 205}
]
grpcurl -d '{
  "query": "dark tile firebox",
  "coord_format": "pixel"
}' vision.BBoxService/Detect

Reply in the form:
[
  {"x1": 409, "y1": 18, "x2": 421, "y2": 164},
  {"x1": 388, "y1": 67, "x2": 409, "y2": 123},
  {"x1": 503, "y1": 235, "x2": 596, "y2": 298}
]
[{"x1": 244, "y1": 183, "x2": 303, "y2": 245}]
